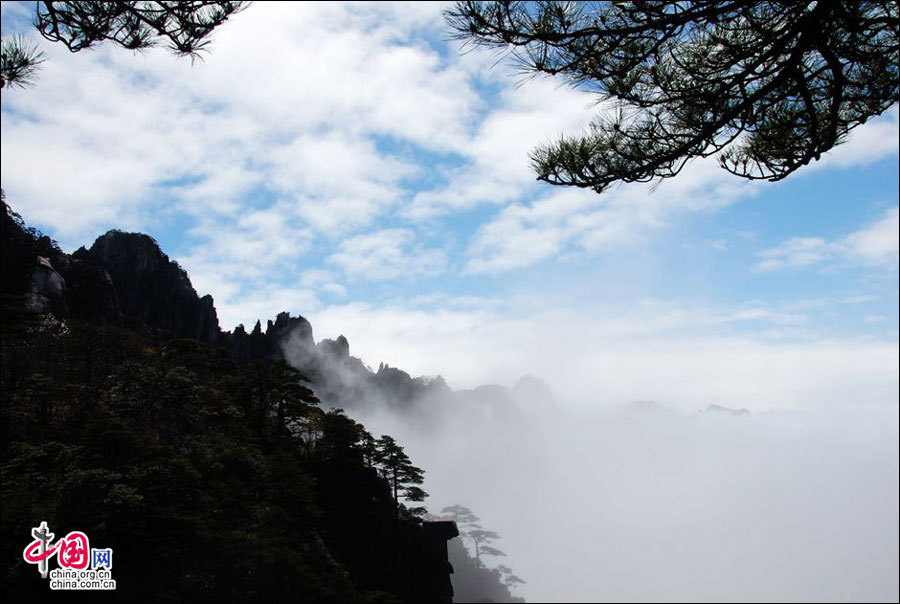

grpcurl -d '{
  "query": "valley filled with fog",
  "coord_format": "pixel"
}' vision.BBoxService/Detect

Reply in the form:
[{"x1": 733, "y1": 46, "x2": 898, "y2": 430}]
[{"x1": 305, "y1": 332, "x2": 899, "y2": 603}]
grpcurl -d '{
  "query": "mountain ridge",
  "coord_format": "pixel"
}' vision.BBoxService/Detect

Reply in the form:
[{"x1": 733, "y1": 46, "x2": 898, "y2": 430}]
[
  {"x1": 3, "y1": 202, "x2": 554, "y2": 428},
  {"x1": 2, "y1": 198, "x2": 533, "y2": 603}
]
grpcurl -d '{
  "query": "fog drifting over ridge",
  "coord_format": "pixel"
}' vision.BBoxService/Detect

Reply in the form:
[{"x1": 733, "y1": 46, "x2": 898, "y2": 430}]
[
  {"x1": 283, "y1": 310, "x2": 899, "y2": 603},
  {"x1": 308, "y1": 298, "x2": 900, "y2": 414}
]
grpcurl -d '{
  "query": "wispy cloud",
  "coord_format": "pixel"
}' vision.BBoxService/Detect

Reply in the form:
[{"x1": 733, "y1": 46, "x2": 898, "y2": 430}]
[
  {"x1": 464, "y1": 152, "x2": 755, "y2": 273},
  {"x1": 328, "y1": 228, "x2": 447, "y2": 281},
  {"x1": 816, "y1": 105, "x2": 900, "y2": 169},
  {"x1": 755, "y1": 208, "x2": 900, "y2": 272},
  {"x1": 404, "y1": 78, "x2": 598, "y2": 220}
]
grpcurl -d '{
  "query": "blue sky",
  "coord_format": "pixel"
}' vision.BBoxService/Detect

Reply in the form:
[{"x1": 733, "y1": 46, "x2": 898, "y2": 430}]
[{"x1": 2, "y1": 2, "x2": 898, "y2": 410}]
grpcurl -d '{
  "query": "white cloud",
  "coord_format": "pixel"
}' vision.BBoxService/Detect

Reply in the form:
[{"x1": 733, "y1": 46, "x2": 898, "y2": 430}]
[
  {"x1": 841, "y1": 207, "x2": 900, "y2": 265},
  {"x1": 301, "y1": 269, "x2": 347, "y2": 298},
  {"x1": 755, "y1": 237, "x2": 832, "y2": 272},
  {"x1": 465, "y1": 188, "x2": 593, "y2": 272},
  {"x1": 327, "y1": 228, "x2": 447, "y2": 280},
  {"x1": 404, "y1": 77, "x2": 598, "y2": 219},
  {"x1": 755, "y1": 208, "x2": 900, "y2": 272},
  {"x1": 300, "y1": 269, "x2": 335, "y2": 287},
  {"x1": 817, "y1": 105, "x2": 900, "y2": 169},
  {"x1": 465, "y1": 153, "x2": 757, "y2": 273},
  {"x1": 266, "y1": 130, "x2": 418, "y2": 233},
  {"x1": 181, "y1": 201, "x2": 312, "y2": 273},
  {"x1": 0, "y1": 2, "x2": 477, "y2": 246},
  {"x1": 174, "y1": 198, "x2": 318, "y2": 329}
]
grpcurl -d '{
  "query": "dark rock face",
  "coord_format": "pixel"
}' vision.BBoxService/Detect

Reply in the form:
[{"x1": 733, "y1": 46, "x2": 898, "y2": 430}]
[
  {"x1": 374, "y1": 365, "x2": 420, "y2": 406},
  {"x1": 26, "y1": 256, "x2": 68, "y2": 315},
  {"x1": 227, "y1": 312, "x2": 315, "y2": 365},
  {"x1": 418, "y1": 521, "x2": 460, "y2": 604},
  {"x1": 318, "y1": 334, "x2": 350, "y2": 361},
  {"x1": 2, "y1": 203, "x2": 320, "y2": 369},
  {"x1": 268, "y1": 311, "x2": 313, "y2": 350},
  {"x1": 83, "y1": 231, "x2": 221, "y2": 345},
  {"x1": 59, "y1": 250, "x2": 120, "y2": 324},
  {"x1": 1, "y1": 201, "x2": 64, "y2": 300},
  {"x1": 80, "y1": 231, "x2": 317, "y2": 362}
]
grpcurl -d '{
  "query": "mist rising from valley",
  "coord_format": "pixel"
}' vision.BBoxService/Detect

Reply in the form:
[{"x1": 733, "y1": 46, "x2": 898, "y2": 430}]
[{"x1": 285, "y1": 331, "x2": 900, "y2": 603}]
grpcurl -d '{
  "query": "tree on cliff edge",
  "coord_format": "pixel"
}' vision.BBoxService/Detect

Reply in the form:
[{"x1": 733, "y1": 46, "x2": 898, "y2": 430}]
[
  {"x1": 446, "y1": 1, "x2": 899, "y2": 193},
  {"x1": 375, "y1": 435, "x2": 428, "y2": 519},
  {"x1": 1, "y1": 1, "x2": 246, "y2": 89},
  {"x1": 441, "y1": 504, "x2": 507, "y2": 566}
]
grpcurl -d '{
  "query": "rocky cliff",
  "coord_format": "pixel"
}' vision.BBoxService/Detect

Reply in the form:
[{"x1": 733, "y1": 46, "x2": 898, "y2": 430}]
[
  {"x1": 2, "y1": 200, "x2": 554, "y2": 429},
  {"x1": 1, "y1": 199, "x2": 473, "y2": 603},
  {"x1": 81, "y1": 231, "x2": 221, "y2": 343}
]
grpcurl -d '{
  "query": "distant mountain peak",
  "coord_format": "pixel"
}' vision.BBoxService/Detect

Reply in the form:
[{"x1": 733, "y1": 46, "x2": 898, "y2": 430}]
[{"x1": 701, "y1": 404, "x2": 750, "y2": 416}]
